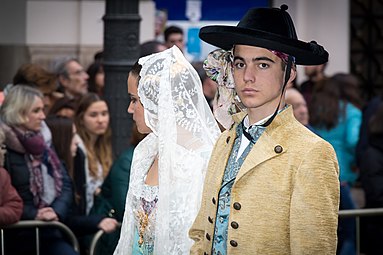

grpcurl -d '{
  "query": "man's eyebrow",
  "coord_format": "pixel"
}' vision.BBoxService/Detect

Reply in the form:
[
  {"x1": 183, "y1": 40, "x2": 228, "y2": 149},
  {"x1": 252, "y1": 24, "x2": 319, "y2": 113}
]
[{"x1": 233, "y1": 56, "x2": 275, "y2": 63}]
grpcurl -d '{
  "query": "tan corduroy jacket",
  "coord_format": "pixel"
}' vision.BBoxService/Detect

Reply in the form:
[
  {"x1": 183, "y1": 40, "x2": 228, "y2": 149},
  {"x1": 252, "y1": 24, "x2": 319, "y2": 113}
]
[{"x1": 189, "y1": 107, "x2": 340, "y2": 255}]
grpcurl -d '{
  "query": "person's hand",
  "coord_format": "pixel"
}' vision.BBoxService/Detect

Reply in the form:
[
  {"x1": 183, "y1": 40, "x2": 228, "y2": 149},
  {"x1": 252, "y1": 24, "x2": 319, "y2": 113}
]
[
  {"x1": 98, "y1": 218, "x2": 118, "y2": 233},
  {"x1": 94, "y1": 187, "x2": 102, "y2": 196},
  {"x1": 35, "y1": 207, "x2": 59, "y2": 221}
]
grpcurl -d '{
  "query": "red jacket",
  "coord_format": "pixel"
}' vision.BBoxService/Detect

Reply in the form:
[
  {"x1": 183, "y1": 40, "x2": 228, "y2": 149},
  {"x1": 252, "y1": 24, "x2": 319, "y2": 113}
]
[{"x1": 0, "y1": 167, "x2": 23, "y2": 226}]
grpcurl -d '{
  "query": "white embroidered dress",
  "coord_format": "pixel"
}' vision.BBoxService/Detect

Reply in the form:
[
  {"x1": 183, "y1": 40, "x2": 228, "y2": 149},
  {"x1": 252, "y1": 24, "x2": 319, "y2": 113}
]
[{"x1": 114, "y1": 46, "x2": 221, "y2": 255}]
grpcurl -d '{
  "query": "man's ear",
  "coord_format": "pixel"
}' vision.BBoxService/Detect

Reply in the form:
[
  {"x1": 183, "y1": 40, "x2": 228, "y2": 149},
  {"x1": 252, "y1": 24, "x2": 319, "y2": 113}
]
[
  {"x1": 288, "y1": 66, "x2": 297, "y2": 84},
  {"x1": 58, "y1": 75, "x2": 69, "y2": 88}
]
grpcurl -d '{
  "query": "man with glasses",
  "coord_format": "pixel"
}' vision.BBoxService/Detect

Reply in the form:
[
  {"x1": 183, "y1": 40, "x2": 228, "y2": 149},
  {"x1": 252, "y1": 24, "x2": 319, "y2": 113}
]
[{"x1": 55, "y1": 58, "x2": 89, "y2": 99}]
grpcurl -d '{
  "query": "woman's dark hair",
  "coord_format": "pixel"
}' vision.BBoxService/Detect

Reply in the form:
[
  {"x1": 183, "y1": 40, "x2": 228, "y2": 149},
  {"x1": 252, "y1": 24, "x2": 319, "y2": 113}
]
[
  {"x1": 74, "y1": 93, "x2": 113, "y2": 178},
  {"x1": 332, "y1": 73, "x2": 364, "y2": 109},
  {"x1": 130, "y1": 61, "x2": 142, "y2": 78},
  {"x1": 309, "y1": 77, "x2": 341, "y2": 130},
  {"x1": 140, "y1": 40, "x2": 166, "y2": 58},
  {"x1": 46, "y1": 116, "x2": 75, "y2": 178},
  {"x1": 13, "y1": 63, "x2": 57, "y2": 94},
  {"x1": 49, "y1": 96, "x2": 77, "y2": 117},
  {"x1": 309, "y1": 73, "x2": 363, "y2": 130},
  {"x1": 87, "y1": 62, "x2": 104, "y2": 96}
]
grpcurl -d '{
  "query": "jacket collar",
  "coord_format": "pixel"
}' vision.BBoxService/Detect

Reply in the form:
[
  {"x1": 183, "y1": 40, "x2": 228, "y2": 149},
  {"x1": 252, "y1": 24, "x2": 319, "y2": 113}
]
[{"x1": 233, "y1": 106, "x2": 294, "y2": 182}]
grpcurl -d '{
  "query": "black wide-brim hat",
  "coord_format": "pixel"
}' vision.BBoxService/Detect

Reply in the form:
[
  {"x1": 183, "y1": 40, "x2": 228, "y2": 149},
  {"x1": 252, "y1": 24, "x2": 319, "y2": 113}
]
[{"x1": 199, "y1": 5, "x2": 328, "y2": 65}]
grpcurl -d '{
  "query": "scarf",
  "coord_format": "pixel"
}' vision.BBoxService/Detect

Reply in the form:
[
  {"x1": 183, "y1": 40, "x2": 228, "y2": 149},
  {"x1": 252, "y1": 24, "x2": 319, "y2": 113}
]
[{"x1": 12, "y1": 127, "x2": 63, "y2": 208}]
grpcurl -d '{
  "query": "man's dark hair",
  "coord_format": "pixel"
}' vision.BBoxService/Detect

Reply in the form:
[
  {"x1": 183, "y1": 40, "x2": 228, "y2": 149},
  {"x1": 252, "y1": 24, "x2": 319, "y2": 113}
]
[{"x1": 164, "y1": 25, "x2": 183, "y2": 42}]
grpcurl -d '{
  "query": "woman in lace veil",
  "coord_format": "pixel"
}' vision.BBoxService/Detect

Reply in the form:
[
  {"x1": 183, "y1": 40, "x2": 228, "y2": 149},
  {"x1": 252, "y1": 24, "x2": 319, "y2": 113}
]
[{"x1": 114, "y1": 46, "x2": 221, "y2": 255}]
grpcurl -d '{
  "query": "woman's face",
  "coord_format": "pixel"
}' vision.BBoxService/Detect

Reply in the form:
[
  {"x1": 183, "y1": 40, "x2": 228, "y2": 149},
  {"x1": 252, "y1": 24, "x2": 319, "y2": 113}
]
[
  {"x1": 127, "y1": 73, "x2": 151, "y2": 134},
  {"x1": 95, "y1": 69, "x2": 105, "y2": 90},
  {"x1": 70, "y1": 124, "x2": 79, "y2": 157},
  {"x1": 23, "y1": 96, "x2": 46, "y2": 132},
  {"x1": 82, "y1": 100, "x2": 110, "y2": 137}
]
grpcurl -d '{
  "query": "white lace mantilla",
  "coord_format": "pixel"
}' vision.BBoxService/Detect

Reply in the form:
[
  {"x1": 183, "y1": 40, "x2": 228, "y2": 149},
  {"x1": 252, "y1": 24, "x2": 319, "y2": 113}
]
[{"x1": 114, "y1": 46, "x2": 221, "y2": 255}]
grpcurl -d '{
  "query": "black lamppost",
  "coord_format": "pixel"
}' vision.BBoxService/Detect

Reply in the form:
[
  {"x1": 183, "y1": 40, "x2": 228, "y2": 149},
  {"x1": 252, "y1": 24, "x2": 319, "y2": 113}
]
[{"x1": 103, "y1": 0, "x2": 140, "y2": 157}]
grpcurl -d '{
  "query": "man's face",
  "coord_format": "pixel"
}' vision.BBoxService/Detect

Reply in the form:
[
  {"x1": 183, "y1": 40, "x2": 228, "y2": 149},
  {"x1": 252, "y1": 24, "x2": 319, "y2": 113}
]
[
  {"x1": 233, "y1": 45, "x2": 290, "y2": 114},
  {"x1": 166, "y1": 33, "x2": 184, "y2": 52},
  {"x1": 61, "y1": 60, "x2": 89, "y2": 98}
]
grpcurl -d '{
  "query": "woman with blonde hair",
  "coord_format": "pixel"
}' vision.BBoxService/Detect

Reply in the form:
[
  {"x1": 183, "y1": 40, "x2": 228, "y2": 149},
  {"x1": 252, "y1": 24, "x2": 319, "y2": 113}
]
[{"x1": 0, "y1": 85, "x2": 77, "y2": 255}]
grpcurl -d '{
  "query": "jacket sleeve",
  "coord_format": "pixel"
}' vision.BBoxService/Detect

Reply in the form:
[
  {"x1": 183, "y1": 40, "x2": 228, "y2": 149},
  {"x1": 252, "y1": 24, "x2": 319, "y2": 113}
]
[
  {"x1": 51, "y1": 163, "x2": 73, "y2": 221},
  {"x1": 290, "y1": 140, "x2": 340, "y2": 254},
  {"x1": 0, "y1": 168, "x2": 23, "y2": 225}
]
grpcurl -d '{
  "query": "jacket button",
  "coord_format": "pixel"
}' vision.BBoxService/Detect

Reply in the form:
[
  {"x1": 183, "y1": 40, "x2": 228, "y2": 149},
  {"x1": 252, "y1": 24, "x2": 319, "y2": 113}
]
[
  {"x1": 231, "y1": 221, "x2": 239, "y2": 229},
  {"x1": 212, "y1": 197, "x2": 216, "y2": 205},
  {"x1": 233, "y1": 202, "x2": 241, "y2": 210},
  {"x1": 226, "y1": 136, "x2": 231, "y2": 143},
  {"x1": 208, "y1": 216, "x2": 213, "y2": 223},
  {"x1": 274, "y1": 145, "x2": 283, "y2": 153},
  {"x1": 230, "y1": 240, "x2": 238, "y2": 247},
  {"x1": 206, "y1": 233, "x2": 211, "y2": 241}
]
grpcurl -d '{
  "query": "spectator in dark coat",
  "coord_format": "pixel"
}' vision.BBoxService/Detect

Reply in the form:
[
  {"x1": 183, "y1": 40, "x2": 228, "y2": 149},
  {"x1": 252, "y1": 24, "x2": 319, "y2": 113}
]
[
  {"x1": 0, "y1": 85, "x2": 77, "y2": 255},
  {"x1": 359, "y1": 102, "x2": 383, "y2": 255}
]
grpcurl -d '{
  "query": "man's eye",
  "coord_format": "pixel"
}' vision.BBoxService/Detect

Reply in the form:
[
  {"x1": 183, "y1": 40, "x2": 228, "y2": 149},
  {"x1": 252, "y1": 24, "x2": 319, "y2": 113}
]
[
  {"x1": 234, "y1": 62, "x2": 245, "y2": 69},
  {"x1": 259, "y1": 63, "x2": 269, "y2": 69}
]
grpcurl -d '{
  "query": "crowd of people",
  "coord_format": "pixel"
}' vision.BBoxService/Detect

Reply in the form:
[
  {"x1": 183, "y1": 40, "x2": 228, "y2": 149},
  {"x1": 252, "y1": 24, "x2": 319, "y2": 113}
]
[{"x1": 0, "y1": 4, "x2": 382, "y2": 255}]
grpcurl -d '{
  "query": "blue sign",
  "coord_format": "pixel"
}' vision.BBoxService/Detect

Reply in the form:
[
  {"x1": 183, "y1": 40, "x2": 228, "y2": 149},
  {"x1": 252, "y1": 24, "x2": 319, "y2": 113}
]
[
  {"x1": 187, "y1": 27, "x2": 201, "y2": 59},
  {"x1": 155, "y1": 0, "x2": 270, "y2": 21}
]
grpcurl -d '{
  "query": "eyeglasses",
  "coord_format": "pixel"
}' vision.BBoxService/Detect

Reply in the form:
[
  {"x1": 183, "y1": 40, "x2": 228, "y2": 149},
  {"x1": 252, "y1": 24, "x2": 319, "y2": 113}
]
[{"x1": 68, "y1": 69, "x2": 86, "y2": 76}]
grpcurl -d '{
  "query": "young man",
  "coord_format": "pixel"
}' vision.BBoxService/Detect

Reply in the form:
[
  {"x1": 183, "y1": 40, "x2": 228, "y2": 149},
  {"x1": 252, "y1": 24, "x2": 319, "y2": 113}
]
[
  {"x1": 164, "y1": 25, "x2": 194, "y2": 62},
  {"x1": 189, "y1": 5, "x2": 340, "y2": 255}
]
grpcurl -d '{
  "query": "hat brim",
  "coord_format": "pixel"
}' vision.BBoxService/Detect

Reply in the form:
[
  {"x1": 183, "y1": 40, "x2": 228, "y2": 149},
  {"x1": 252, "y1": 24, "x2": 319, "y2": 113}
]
[{"x1": 200, "y1": 26, "x2": 328, "y2": 65}]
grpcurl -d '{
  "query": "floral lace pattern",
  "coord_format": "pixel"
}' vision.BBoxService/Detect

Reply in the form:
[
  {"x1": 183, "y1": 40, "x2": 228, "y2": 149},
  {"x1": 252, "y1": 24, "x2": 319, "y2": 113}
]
[{"x1": 114, "y1": 46, "x2": 221, "y2": 255}]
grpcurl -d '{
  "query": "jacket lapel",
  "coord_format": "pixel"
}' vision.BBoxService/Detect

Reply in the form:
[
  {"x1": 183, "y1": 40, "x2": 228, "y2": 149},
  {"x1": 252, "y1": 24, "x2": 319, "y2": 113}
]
[
  {"x1": 234, "y1": 107, "x2": 293, "y2": 182},
  {"x1": 235, "y1": 131, "x2": 286, "y2": 182}
]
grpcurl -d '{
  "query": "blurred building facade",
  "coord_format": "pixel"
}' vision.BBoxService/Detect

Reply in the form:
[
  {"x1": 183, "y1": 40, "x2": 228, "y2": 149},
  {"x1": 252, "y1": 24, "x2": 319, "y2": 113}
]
[{"x1": 0, "y1": 0, "x2": 381, "y2": 99}]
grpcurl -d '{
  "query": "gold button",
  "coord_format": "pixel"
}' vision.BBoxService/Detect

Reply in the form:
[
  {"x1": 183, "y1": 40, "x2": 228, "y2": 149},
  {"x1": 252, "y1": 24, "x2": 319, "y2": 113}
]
[{"x1": 274, "y1": 145, "x2": 283, "y2": 153}]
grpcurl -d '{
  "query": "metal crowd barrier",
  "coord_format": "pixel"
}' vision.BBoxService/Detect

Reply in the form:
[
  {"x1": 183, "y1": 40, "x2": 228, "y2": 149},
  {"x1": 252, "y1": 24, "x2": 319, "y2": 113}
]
[
  {"x1": 338, "y1": 207, "x2": 383, "y2": 255},
  {"x1": 89, "y1": 223, "x2": 121, "y2": 255},
  {"x1": 0, "y1": 220, "x2": 80, "y2": 255},
  {"x1": 88, "y1": 209, "x2": 383, "y2": 255}
]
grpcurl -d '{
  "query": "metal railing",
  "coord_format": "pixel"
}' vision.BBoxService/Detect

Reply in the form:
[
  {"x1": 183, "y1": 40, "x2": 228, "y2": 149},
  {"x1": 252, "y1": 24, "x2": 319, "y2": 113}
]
[
  {"x1": 0, "y1": 220, "x2": 80, "y2": 255},
  {"x1": 87, "y1": 209, "x2": 383, "y2": 255},
  {"x1": 338, "y1": 207, "x2": 383, "y2": 255},
  {"x1": 89, "y1": 223, "x2": 121, "y2": 255},
  {"x1": 3, "y1": 209, "x2": 383, "y2": 255}
]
